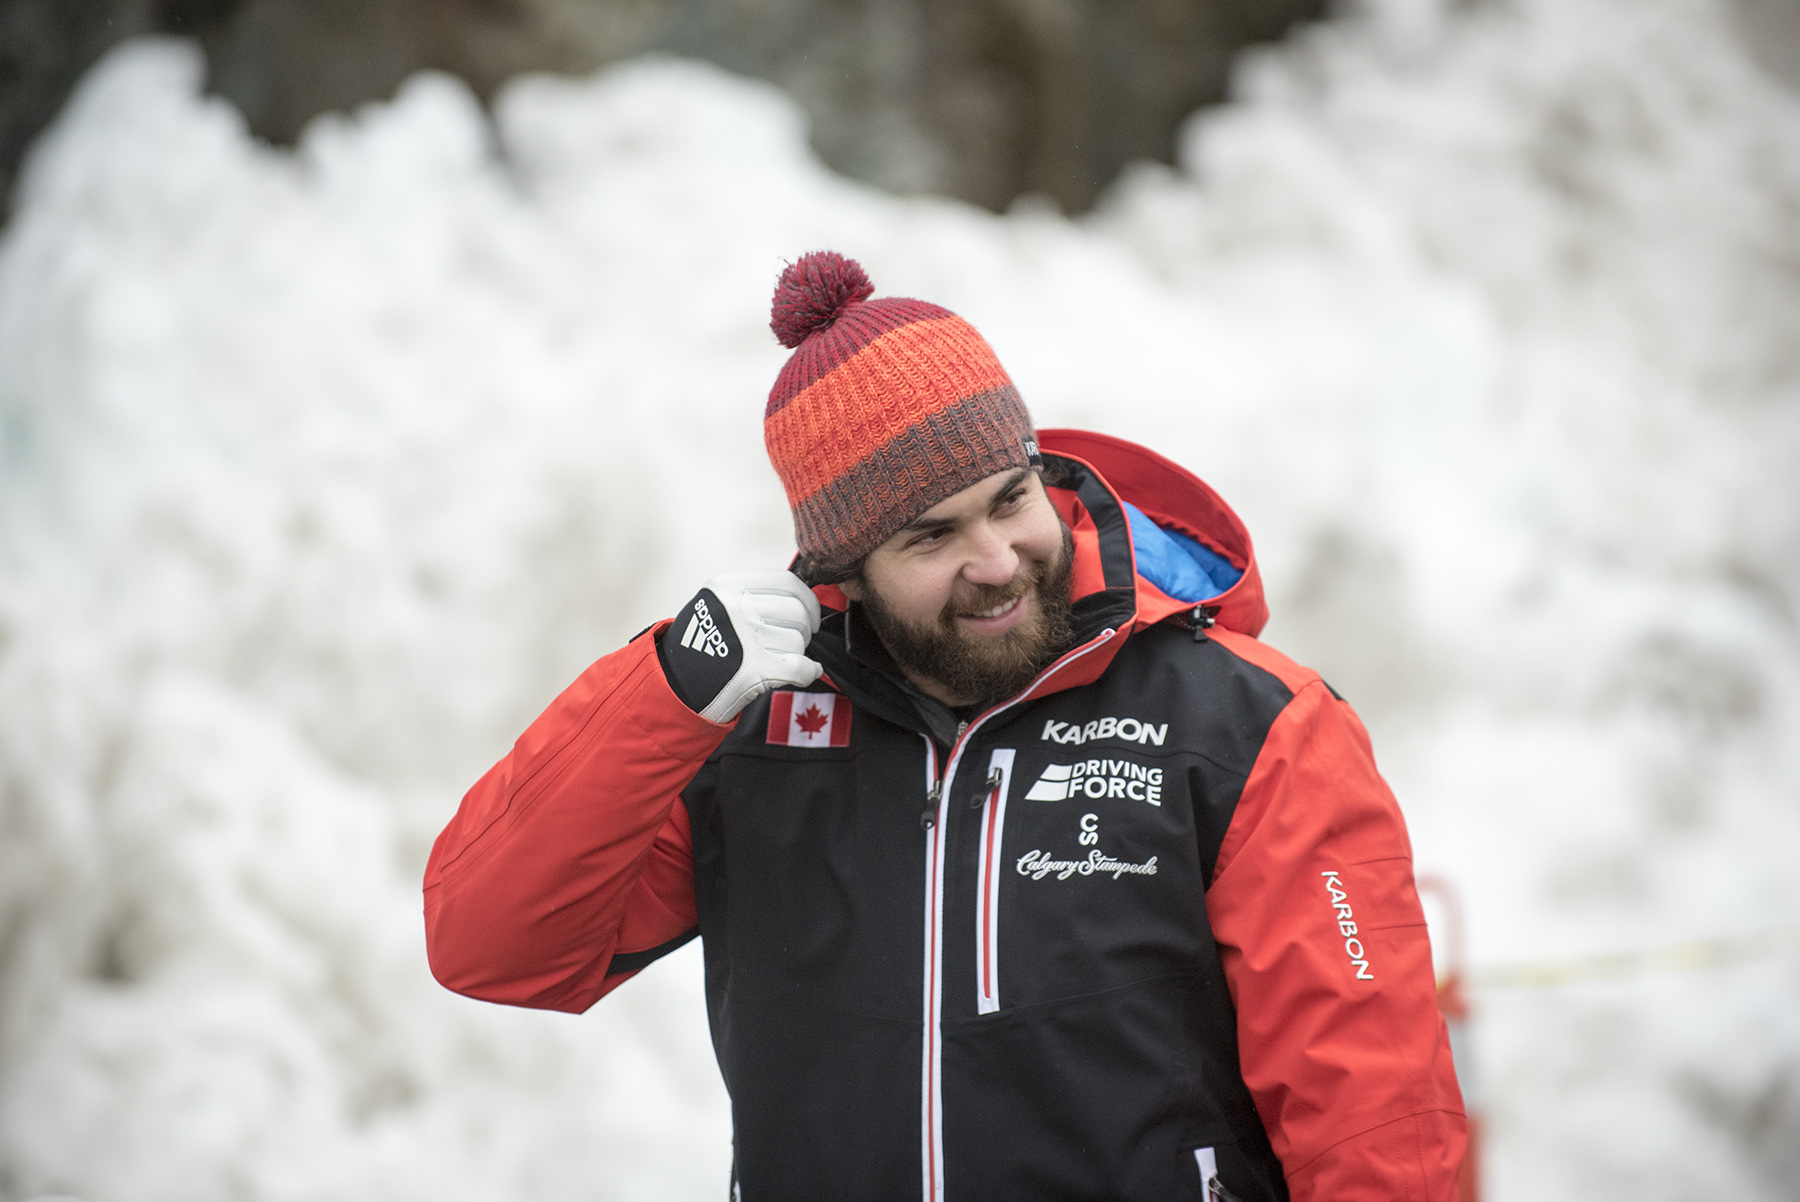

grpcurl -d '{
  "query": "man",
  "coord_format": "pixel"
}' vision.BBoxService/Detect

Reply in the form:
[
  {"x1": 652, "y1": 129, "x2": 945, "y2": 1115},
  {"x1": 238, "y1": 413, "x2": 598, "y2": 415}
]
[{"x1": 424, "y1": 252, "x2": 1466, "y2": 1200}]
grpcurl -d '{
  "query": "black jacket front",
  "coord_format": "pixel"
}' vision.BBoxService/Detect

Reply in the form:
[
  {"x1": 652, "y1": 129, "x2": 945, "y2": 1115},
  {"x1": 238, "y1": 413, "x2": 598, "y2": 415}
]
[{"x1": 682, "y1": 450, "x2": 1293, "y2": 1201}]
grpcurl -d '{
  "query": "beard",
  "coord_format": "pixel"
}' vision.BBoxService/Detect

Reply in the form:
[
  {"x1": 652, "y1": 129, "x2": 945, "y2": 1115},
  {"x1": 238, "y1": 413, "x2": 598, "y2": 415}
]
[{"x1": 859, "y1": 523, "x2": 1077, "y2": 710}]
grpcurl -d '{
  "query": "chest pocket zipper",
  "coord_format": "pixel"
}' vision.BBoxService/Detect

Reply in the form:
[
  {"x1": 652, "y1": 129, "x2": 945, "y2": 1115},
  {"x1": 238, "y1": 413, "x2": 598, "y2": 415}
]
[{"x1": 974, "y1": 749, "x2": 1015, "y2": 1016}]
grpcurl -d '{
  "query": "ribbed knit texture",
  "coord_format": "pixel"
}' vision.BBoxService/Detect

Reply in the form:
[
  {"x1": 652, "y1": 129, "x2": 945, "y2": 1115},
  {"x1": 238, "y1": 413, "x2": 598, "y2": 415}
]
[{"x1": 765, "y1": 256, "x2": 1034, "y2": 572}]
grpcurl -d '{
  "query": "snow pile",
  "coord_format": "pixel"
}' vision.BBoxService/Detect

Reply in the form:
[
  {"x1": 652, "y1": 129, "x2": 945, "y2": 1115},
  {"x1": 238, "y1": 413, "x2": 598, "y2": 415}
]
[{"x1": 0, "y1": 0, "x2": 1796, "y2": 1197}]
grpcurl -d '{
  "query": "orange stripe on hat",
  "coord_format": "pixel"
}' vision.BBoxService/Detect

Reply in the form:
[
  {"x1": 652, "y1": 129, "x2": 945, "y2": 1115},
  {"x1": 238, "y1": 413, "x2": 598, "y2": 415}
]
[{"x1": 765, "y1": 316, "x2": 1013, "y2": 506}]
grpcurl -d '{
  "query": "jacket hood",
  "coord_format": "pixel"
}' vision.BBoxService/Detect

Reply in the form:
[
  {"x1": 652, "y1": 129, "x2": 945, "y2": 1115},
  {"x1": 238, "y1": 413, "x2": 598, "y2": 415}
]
[{"x1": 1038, "y1": 428, "x2": 1268, "y2": 639}]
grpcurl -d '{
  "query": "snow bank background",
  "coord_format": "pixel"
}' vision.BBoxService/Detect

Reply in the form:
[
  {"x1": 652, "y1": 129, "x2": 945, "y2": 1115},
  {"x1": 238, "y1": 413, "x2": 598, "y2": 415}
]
[{"x1": 1, "y1": 0, "x2": 1797, "y2": 1197}]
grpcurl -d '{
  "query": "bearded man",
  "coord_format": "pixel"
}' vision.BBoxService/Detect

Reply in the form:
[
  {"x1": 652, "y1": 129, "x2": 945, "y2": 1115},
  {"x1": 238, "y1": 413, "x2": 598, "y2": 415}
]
[{"x1": 423, "y1": 253, "x2": 1467, "y2": 1201}]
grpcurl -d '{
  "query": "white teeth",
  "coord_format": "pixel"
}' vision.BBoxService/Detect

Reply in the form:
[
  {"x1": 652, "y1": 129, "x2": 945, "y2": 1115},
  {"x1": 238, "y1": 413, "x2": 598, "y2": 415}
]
[{"x1": 973, "y1": 598, "x2": 1016, "y2": 620}]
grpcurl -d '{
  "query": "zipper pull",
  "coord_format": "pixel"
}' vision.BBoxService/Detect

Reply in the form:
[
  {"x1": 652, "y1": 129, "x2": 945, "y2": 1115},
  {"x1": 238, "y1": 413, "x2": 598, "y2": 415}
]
[
  {"x1": 920, "y1": 780, "x2": 943, "y2": 830},
  {"x1": 1191, "y1": 604, "x2": 1218, "y2": 643},
  {"x1": 1193, "y1": 1148, "x2": 1243, "y2": 1202},
  {"x1": 971, "y1": 766, "x2": 1002, "y2": 809},
  {"x1": 1207, "y1": 1175, "x2": 1245, "y2": 1202}
]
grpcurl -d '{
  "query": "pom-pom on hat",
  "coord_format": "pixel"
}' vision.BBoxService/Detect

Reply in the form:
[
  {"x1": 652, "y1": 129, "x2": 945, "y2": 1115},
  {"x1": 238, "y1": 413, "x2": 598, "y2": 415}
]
[{"x1": 764, "y1": 252, "x2": 1036, "y2": 578}]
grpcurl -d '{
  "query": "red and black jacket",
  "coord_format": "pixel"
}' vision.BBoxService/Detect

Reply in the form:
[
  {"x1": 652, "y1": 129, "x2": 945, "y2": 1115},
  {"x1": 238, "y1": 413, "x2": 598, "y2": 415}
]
[{"x1": 424, "y1": 430, "x2": 1467, "y2": 1201}]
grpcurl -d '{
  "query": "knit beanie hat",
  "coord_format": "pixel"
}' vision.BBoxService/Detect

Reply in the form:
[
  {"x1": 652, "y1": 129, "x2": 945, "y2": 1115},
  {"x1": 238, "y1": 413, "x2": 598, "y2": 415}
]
[{"x1": 764, "y1": 251, "x2": 1037, "y2": 577}]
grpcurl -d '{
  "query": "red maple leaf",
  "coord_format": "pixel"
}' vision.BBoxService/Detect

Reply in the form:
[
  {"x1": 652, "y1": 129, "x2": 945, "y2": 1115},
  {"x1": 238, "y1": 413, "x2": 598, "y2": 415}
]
[{"x1": 795, "y1": 704, "x2": 829, "y2": 735}]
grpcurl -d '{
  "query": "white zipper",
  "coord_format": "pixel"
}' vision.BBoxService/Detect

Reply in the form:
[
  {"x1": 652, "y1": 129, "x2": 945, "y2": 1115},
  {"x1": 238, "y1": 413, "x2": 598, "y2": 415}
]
[
  {"x1": 919, "y1": 736, "x2": 945, "y2": 1202},
  {"x1": 917, "y1": 628, "x2": 1117, "y2": 1202},
  {"x1": 1194, "y1": 1147, "x2": 1219, "y2": 1196},
  {"x1": 974, "y1": 748, "x2": 1015, "y2": 1015}
]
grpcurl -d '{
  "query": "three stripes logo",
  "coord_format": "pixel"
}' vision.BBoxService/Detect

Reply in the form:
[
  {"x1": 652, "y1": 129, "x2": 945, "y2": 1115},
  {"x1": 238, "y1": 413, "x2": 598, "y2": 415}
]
[{"x1": 679, "y1": 598, "x2": 732, "y2": 658}]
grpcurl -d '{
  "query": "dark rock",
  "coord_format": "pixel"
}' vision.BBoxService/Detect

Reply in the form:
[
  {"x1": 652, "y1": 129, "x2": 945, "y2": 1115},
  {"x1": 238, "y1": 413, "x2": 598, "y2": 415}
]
[{"x1": 1, "y1": 0, "x2": 1323, "y2": 222}]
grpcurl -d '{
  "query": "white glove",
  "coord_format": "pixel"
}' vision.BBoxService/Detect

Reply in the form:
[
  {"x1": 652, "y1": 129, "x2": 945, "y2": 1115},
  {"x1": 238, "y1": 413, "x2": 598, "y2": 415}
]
[{"x1": 659, "y1": 570, "x2": 824, "y2": 724}]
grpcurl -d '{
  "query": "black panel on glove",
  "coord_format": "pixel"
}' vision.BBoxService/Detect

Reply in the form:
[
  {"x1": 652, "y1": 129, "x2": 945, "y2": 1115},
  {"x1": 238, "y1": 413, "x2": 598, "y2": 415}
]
[{"x1": 658, "y1": 588, "x2": 747, "y2": 714}]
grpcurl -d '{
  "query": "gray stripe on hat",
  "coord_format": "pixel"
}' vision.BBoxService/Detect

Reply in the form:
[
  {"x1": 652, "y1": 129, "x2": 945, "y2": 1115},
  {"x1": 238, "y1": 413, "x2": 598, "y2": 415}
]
[{"x1": 793, "y1": 384, "x2": 1035, "y2": 571}]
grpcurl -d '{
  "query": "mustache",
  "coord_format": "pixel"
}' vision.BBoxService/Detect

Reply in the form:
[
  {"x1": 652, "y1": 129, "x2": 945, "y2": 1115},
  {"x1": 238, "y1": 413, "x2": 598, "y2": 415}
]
[{"x1": 947, "y1": 571, "x2": 1039, "y2": 620}]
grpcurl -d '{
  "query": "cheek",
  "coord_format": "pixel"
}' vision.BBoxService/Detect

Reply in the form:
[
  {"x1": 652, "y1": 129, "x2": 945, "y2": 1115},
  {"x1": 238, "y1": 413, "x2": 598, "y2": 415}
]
[
  {"x1": 1021, "y1": 508, "x2": 1067, "y2": 567},
  {"x1": 870, "y1": 562, "x2": 958, "y2": 626},
  {"x1": 913, "y1": 575, "x2": 963, "y2": 625}
]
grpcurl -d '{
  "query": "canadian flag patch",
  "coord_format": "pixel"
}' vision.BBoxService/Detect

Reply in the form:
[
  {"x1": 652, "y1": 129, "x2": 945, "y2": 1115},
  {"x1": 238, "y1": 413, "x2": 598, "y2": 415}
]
[{"x1": 767, "y1": 691, "x2": 852, "y2": 748}]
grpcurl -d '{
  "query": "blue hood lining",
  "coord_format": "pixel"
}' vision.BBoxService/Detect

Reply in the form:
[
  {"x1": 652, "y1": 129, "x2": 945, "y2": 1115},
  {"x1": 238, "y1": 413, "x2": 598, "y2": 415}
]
[{"x1": 1122, "y1": 500, "x2": 1243, "y2": 604}]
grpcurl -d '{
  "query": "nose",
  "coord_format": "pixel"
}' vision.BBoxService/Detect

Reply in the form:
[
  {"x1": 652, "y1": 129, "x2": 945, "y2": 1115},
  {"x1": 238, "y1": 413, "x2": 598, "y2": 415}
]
[{"x1": 961, "y1": 520, "x2": 1020, "y2": 588}]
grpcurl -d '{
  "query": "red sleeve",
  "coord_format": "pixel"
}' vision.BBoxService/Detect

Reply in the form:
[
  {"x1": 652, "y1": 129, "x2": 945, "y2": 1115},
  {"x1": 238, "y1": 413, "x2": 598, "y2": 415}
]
[
  {"x1": 1206, "y1": 672, "x2": 1467, "y2": 1201},
  {"x1": 422, "y1": 624, "x2": 724, "y2": 1013}
]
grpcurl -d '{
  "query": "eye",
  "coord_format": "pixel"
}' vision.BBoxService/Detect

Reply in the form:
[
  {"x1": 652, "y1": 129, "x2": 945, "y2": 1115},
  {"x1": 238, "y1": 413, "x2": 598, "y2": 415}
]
[{"x1": 906, "y1": 528, "x2": 949, "y2": 550}]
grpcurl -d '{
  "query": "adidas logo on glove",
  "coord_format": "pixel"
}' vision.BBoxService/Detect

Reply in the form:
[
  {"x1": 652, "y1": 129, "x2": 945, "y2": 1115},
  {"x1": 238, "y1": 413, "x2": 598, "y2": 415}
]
[
  {"x1": 658, "y1": 574, "x2": 822, "y2": 726},
  {"x1": 679, "y1": 598, "x2": 733, "y2": 658}
]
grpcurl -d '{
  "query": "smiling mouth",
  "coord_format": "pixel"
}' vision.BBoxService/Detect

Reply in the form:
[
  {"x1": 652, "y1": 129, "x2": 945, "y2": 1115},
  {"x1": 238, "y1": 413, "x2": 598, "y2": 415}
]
[{"x1": 965, "y1": 595, "x2": 1023, "y2": 621}]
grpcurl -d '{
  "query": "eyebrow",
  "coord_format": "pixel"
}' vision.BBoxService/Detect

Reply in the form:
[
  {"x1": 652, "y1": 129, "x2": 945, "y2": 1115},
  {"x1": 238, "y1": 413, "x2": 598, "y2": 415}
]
[{"x1": 896, "y1": 468, "x2": 1034, "y2": 534}]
